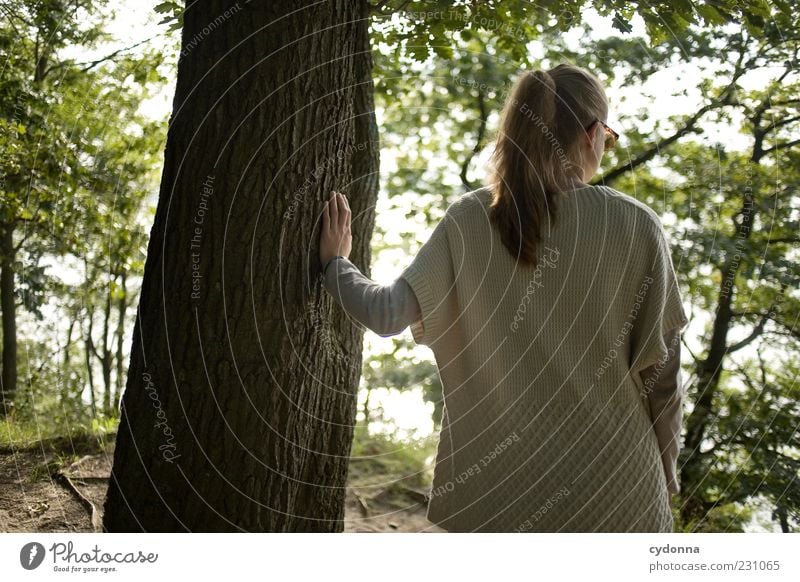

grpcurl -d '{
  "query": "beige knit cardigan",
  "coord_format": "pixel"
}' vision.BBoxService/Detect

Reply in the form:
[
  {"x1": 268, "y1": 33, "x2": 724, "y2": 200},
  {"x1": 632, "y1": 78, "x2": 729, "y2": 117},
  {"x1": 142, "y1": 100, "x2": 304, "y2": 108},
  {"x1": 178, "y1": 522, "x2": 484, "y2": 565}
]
[{"x1": 398, "y1": 185, "x2": 689, "y2": 532}]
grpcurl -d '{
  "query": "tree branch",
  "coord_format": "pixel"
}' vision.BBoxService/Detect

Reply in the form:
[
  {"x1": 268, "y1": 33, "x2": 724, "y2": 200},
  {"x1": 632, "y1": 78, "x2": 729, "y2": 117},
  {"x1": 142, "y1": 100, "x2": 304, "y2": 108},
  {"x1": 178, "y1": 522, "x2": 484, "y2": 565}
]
[
  {"x1": 750, "y1": 54, "x2": 797, "y2": 161},
  {"x1": 41, "y1": 35, "x2": 157, "y2": 79},
  {"x1": 762, "y1": 115, "x2": 800, "y2": 135},
  {"x1": 761, "y1": 236, "x2": 800, "y2": 244},
  {"x1": 681, "y1": 333, "x2": 701, "y2": 365},
  {"x1": 595, "y1": 54, "x2": 745, "y2": 186},
  {"x1": 727, "y1": 314, "x2": 769, "y2": 353},
  {"x1": 460, "y1": 88, "x2": 487, "y2": 192},
  {"x1": 0, "y1": 4, "x2": 25, "y2": 36},
  {"x1": 762, "y1": 137, "x2": 800, "y2": 156}
]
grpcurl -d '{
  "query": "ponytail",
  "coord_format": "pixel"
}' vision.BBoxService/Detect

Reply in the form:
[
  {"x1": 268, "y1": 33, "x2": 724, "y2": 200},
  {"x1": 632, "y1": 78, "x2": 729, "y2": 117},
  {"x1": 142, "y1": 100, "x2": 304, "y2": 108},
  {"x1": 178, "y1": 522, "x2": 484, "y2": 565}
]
[{"x1": 488, "y1": 64, "x2": 607, "y2": 267}]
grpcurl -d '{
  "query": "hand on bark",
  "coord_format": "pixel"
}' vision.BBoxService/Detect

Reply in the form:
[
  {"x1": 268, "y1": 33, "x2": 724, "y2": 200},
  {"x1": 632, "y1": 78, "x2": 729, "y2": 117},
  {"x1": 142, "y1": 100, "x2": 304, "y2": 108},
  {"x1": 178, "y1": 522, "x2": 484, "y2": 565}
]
[{"x1": 320, "y1": 191, "x2": 352, "y2": 267}]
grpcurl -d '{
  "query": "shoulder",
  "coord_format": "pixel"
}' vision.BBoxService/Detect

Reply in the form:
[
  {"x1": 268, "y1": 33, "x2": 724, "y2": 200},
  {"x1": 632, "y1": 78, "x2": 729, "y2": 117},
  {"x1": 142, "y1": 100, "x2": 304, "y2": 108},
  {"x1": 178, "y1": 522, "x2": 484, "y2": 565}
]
[
  {"x1": 443, "y1": 186, "x2": 493, "y2": 221},
  {"x1": 593, "y1": 185, "x2": 666, "y2": 239}
]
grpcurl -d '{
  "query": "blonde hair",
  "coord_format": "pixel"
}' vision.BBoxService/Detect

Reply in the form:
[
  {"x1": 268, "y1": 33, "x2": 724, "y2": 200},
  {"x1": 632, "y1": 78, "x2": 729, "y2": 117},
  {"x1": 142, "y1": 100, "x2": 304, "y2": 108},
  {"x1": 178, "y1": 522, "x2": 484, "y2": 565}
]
[{"x1": 488, "y1": 63, "x2": 607, "y2": 267}]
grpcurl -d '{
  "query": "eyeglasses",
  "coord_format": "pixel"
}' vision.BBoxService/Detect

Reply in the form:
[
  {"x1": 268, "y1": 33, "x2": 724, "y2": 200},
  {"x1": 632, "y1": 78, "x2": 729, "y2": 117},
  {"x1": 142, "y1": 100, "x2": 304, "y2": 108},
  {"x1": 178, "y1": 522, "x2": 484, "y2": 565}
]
[{"x1": 585, "y1": 119, "x2": 619, "y2": 151}]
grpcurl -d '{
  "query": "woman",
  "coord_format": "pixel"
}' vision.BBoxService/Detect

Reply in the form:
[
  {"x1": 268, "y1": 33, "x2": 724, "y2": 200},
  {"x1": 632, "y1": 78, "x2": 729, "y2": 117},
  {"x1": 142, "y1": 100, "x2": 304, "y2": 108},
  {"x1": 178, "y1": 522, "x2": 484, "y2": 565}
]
[{"x1": 319, "y1": 63, "x2": 688, "y2": 532}]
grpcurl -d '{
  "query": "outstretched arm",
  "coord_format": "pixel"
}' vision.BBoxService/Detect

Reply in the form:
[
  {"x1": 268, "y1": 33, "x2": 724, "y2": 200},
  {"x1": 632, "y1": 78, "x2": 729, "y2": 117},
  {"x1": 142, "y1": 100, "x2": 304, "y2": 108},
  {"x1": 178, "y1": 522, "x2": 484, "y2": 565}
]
[
  {"x1": 320, "y1": 191, "x2": 422, "y2": 337},
  {"x1": 323, "y1": 257, "x2": 422, "y2": 337}
]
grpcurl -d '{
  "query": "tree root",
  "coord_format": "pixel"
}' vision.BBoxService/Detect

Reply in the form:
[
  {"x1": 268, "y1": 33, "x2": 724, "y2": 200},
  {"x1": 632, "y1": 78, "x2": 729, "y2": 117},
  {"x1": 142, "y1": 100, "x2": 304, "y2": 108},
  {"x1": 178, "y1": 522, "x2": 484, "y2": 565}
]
[
  {"x1": 354, "y1": 492, "x2": 370, "y2": 516},
  {"x1": 53, "y1": 470, "x2": 101, "y2": 532}
]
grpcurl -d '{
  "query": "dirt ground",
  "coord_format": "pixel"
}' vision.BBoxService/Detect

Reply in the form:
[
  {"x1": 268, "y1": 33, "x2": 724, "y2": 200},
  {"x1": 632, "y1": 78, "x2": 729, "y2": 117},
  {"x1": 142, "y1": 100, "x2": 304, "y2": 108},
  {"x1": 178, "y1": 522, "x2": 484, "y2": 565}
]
[{"x1": 0, "y1": 439, "x2": 444, "y2": 533}]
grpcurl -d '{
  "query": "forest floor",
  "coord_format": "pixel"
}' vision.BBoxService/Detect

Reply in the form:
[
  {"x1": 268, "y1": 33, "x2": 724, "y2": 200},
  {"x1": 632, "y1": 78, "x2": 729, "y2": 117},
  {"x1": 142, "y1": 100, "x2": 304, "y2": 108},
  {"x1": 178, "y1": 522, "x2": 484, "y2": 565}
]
[{"x1": 0, "y1": 433, "x2": 444, "y2": 533}]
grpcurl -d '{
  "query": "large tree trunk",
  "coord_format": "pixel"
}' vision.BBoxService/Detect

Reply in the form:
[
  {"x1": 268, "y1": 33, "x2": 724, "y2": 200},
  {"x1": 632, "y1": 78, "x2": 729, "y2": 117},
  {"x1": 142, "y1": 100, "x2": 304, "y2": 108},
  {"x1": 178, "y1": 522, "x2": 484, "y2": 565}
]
[
  {"x1": 1, "y1": 224, "x2": 17, "y2": 416},
  {"x1": 103, "y1": 0, "x2": 378, "y2": 531}
]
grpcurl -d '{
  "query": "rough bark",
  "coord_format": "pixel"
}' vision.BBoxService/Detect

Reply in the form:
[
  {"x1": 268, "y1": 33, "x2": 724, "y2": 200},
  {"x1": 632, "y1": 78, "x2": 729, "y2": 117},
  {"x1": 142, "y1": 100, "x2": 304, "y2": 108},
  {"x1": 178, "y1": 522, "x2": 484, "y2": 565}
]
[{"x1": 103, "y1": 0, "x2": 378, "y2": 531}]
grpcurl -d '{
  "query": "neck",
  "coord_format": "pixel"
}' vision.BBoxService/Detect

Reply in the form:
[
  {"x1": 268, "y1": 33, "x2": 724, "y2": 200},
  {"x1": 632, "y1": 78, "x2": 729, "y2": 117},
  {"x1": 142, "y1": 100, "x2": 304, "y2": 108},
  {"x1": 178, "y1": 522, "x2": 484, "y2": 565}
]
[{"x1": 559, "y1": 176, "x2": 591, "y2": 190}]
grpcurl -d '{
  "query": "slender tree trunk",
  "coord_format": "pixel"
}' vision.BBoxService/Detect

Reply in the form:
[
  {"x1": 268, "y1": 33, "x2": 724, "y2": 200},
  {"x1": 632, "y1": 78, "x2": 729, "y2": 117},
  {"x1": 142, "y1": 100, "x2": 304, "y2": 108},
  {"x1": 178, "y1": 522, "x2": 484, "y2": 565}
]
[
  {"x1": 62, "y1": 317, "x2": 75, "y2": 403},
  {"x1": 104, "y1": 0, "x2": 378, "y2": 531},
  {"x1": 101, "y1": 283, "x2": 113, "y2": 414},
  {"x1": 113, "y1": 273, "x2": 127, "y2": 413},
  {"x1": 0, "y1": 225, "x2": 17, "y2": 416},
  {"x1": 362, "y1": 387, "x2": 372, "y2": 425},
  {"x1": 84, "y1": 315, "x2": 97, "y2": 418},
  {"x1": 63, "y1": 318, "x2": 74, "y2": 371}
]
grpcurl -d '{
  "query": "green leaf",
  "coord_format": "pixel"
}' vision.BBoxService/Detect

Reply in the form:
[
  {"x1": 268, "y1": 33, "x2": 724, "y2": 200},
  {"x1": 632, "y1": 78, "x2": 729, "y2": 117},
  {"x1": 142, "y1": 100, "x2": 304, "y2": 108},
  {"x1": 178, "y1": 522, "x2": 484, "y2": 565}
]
[
  {"x1": 431, "y1": 43, "x2": 453, "y2": 60},
  {"x1": 695, "y1": 4, "x2": 728, "y2": 25},
  {"x1": 153, "y1": 2, "x2": 178, "y2": 14}
]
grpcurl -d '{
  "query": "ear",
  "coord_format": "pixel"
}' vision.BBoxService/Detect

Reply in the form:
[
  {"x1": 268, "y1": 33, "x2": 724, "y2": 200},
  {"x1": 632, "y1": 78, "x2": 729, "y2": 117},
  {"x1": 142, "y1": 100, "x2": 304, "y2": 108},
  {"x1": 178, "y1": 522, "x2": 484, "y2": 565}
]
[{"x1": 584, "y1": 121, "x2": 598, "y2": 148}]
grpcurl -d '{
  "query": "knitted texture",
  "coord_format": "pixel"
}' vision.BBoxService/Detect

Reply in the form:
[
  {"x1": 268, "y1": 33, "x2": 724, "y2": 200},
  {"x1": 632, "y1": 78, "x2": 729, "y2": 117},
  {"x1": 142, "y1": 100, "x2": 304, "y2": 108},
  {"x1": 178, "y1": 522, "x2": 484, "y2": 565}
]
[{"x1": 399, "y1": 185, "x2": 689, "y2": 532}]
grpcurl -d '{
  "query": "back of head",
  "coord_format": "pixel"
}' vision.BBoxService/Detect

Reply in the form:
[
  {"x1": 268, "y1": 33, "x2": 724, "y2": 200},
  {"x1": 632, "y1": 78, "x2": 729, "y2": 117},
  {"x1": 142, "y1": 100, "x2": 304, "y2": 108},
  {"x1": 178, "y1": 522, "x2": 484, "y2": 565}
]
[{"x1": 488, "y1": 63, "x2": 608, "y2": 267}]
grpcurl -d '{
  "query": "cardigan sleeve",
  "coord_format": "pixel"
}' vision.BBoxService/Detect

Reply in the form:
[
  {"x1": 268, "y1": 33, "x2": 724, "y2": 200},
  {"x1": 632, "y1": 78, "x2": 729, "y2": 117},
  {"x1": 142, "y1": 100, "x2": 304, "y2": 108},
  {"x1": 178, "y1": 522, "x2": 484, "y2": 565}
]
[
  {"x1": 629, "y1": 220, "x2": 689, "y2": 392},
  {"x1": 399, "y1": 214, "x2": 458, "y2": 347},
  {"x1": 323, "y1": 257, "x2": 422, "y2": 337},
  {"x1": 639, "y1": 327, "x2": 684, "y2": 494}
]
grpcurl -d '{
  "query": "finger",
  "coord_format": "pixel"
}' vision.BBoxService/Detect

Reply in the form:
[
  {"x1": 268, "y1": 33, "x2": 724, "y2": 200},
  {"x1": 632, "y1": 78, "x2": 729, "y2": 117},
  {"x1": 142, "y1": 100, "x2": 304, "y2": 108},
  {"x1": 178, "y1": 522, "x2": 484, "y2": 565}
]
[
  {"x1": 343, "y1": 196, "x2": 351, "y2": 231},
  {"x1": 337, "y1": 192, "x2": 348, "y2": 229},
  {"x1": 329, "y1": 192, "x2": 339, "y2": 226},
  {"x1": 322, "y1": 200, "x2": 329, "y2": 231}
]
